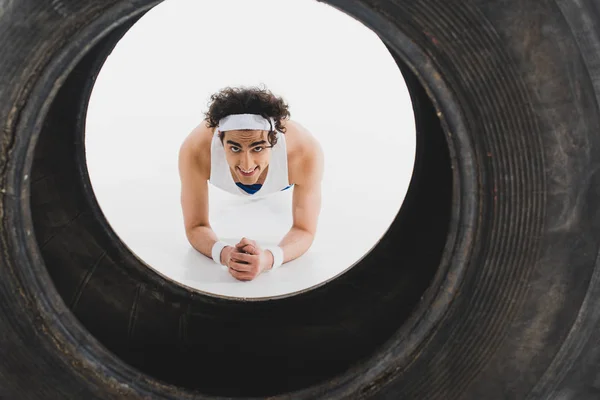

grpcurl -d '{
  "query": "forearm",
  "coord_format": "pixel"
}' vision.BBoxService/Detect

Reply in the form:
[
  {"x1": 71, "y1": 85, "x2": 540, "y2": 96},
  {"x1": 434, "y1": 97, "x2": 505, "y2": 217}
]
[
  {"x1": 186, "y1": 225, "x2": 230, "y2": 263},
  {"x1": 276, "y1": 226, "x2": 314, "y2": 264}
]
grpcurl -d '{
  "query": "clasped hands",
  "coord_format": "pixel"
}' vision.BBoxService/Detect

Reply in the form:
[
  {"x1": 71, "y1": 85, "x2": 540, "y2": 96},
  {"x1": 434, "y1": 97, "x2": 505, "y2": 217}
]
[{"x1": 222, "y1": 237, "x2": 274, "y2": 281}]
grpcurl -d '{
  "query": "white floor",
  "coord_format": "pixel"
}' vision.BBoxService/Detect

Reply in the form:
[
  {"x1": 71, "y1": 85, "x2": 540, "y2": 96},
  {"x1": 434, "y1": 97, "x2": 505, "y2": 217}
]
[{"x1": 84, "y1": 0, "x2": 416, "y2": 298}]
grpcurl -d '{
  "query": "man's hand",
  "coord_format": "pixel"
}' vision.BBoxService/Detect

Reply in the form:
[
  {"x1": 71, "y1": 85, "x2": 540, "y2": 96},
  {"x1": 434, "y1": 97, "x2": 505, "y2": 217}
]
[{"x1": 225, "y1": 238, "x2": 274, "y2": 281}]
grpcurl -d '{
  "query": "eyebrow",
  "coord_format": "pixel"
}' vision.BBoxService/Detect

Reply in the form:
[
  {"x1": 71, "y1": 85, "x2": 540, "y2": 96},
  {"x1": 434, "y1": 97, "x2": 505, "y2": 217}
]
[{"x1": 226, "y1": 140, "x2": 267, "y2": 148}]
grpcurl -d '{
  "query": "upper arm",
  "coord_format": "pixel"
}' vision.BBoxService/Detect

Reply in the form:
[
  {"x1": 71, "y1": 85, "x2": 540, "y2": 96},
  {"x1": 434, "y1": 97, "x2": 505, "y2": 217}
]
[
  {"x1": 178, "y1": 127, "x2": 211, "y2": 234},
  {"x1": 291, "y1": 139, "x2": 324, "y2": 235}
]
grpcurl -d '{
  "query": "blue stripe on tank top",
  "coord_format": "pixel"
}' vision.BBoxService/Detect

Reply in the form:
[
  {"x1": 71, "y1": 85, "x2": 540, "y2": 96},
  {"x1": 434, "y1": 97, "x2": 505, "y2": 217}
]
[{"x1": 235, "y1": 182, "x2": 294, "y2": 195}]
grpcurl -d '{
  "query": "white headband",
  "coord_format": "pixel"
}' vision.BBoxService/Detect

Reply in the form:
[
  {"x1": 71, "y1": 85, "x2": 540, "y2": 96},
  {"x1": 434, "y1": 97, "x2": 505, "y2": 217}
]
[{"x1": 218, "y1": 114, "x2": 275, "y2": 132}]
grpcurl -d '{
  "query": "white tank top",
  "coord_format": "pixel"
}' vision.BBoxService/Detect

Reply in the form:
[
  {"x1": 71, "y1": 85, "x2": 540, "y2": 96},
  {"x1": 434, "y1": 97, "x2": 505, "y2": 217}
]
[{"x1": 208, "y1": 129, "x2": 292, "y2": 197}]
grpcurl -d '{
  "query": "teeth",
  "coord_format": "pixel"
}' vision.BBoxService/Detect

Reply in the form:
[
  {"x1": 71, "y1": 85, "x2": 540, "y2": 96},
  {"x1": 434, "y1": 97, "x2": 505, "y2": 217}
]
[{"x1": 240, "y1": 167, "x2": 255, "y2": 174}]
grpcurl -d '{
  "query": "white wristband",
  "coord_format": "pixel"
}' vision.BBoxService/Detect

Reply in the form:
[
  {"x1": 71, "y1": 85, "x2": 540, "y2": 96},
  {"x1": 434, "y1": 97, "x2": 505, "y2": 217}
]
[
  {"x1": 264, "y1": 245, "x2": 284, "y2": 270},
  {"x1": 211, "y1": 241, "x2": 228, "y2": 266}
]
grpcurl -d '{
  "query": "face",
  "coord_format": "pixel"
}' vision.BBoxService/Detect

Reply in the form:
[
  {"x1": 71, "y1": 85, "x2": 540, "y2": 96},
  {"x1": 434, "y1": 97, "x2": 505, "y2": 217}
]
[{"x1": 221, "y1": 129, "x2": 271, "y2": 184}]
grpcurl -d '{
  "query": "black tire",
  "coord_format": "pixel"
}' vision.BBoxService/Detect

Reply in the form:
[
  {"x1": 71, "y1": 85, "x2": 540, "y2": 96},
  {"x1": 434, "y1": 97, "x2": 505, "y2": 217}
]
[{"x1": 2, "y1": 0, "x2": 600, "y2": 399}]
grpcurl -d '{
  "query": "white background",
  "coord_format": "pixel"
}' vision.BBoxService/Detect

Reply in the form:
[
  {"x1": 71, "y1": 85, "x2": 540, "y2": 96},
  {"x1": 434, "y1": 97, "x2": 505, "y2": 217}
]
[{"x1": 85, "y1": 0, "x2": 415, "y2": 299}]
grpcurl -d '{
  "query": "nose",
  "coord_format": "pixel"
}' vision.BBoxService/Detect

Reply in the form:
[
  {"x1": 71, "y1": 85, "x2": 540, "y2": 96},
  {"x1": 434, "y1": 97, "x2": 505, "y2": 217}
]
[{"x1": 240, "y1": 151, "x2": 253, "y2": 169}]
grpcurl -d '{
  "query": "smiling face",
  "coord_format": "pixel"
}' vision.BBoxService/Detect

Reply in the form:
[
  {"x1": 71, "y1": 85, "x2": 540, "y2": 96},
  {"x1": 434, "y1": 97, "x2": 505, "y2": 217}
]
[{"x1": 221, "y1": 129, "x2": 272, "y2": 184}]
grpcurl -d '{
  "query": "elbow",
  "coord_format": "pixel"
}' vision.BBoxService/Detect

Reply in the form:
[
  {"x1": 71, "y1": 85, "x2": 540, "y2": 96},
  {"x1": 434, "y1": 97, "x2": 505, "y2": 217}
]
[
  {"x1": 185, "y1": 229, "x2": 194, "y2": 245},
  {"x1": 185, "y1": 224, "x2": 208, "y2": 244},
  {"x1": 184, "y1": 230, "x2": 195, "y2": 248},
  {"x1": 293, "y1": 225, "x2": 316, "y2": 243}
]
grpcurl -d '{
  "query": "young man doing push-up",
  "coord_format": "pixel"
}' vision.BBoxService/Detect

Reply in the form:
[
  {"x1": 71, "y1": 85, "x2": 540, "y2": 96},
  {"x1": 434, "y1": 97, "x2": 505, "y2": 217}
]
[{"x1": 178, "y1": 86, "x2": 324, "y2": 282}]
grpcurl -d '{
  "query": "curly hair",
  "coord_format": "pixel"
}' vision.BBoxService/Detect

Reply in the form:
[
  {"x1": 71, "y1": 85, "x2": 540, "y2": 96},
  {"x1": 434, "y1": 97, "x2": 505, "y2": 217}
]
[{"x1": 203, "y1": 85, "x2": 291, "y2": 148}]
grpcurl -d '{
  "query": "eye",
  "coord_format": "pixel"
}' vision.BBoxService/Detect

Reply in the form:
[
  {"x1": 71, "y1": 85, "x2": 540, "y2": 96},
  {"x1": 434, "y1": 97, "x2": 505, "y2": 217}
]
[
  {"x1": 254, "y1": 147, "x2": 264, "y2": 152},
  {"x1": 230, "y1": 147, "x2": 240, "y2": 153}
]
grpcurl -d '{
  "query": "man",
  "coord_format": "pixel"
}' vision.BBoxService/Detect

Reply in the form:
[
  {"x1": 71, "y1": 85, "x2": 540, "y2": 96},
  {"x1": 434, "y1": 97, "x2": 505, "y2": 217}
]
[{"x1": 178, "y1": 86, "x2": 324, "y2": 282}]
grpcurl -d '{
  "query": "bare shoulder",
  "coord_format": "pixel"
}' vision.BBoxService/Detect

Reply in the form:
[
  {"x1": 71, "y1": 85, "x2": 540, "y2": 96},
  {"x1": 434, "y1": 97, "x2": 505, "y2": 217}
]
[
  {"x1": 179, "y1": 120, "x2": 215, "y2": 179},
  {"x1": 282, "y1": 119, "x2": 324, "y2": 185}
]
